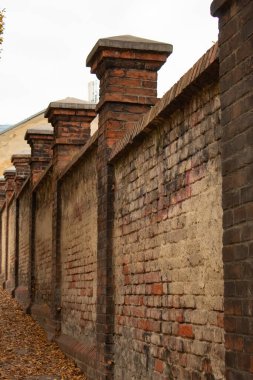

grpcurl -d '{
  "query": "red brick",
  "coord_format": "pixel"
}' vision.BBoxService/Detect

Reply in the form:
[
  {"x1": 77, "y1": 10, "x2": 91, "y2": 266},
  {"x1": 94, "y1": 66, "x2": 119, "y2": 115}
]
[
  {"x1": 178, "y1": 324, "x2": 194, "y2": 338},
  {"x1": 154, "y1": 359, "x2": 165, "y2": 373},
  {"x1": 152, "y1": 283, "x2": 163, "y2": 295}
]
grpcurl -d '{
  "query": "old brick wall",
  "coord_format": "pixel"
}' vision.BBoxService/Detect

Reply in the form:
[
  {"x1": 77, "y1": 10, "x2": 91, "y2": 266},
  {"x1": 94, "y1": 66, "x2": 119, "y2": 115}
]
[
  {"x1": 0, "y1": 212, "x2": 2, "y2": 276},
  {"x1": 6, "y1": 197, "x2": 16, "y2": 293},
  {"x1": 1, "y1": 7, "x2": 251, "y2": 376},
  {"x1": 15, "y1": 180, "x2": 31, "y2": 309},
  {"x1": 0, "y1": 210, "x2": 2, "y2": 274},
  {"x1": 0, "y1": 206, "x2": 7, "y2": 286},
  {"x1": 113, "y1": 80, "x2": 224, "y2": 379},
  {"x1": 59, "y1": 147, "x2": 98, "y2": 347},
  {"x1": 31, "y1": 168, "x2": 53, "y2": 326},
  {"x1": 211, "y1": 0, "x2": 253, "y2": 378}
]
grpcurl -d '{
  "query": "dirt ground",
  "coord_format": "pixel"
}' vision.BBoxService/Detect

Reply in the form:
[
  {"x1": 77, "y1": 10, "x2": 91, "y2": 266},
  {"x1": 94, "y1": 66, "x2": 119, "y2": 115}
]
[{"x1": 0, "y1": 289, "x2": 87, "y2": 380}]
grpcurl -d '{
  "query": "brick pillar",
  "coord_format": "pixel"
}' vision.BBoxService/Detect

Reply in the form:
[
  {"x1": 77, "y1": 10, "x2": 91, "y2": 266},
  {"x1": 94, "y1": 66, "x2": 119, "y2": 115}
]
[
  {"x1": 25, "y1": 128, "x2": 54, "y2": 186},
  {"x1": 3, "y1": 167, "x2": 16, "y2": 289},
  {"x1": 24, "y1": 129, "x2": 53, "y2": 314},
  {"x1": 4, "y1": 167, "x2": 16, "y2": 203},
  {"x1": 11, "y1": 152, "x2": 31, "y2": 297},
  {"x1": 0, "y1": 177, "x2": 6, "y2": 276},
  {"x1": 0, "y1": 177, "x2": 6, "y2": 210},
  {"x1": 211, "y1": 1, "x2": 253, "y2": 378},
  {"x1": 45, "y1": 97, "x2": 96, "y2": 175},
  {"x1": 86, "y1": 35, "x2": 172, "y2": 379},
  {"x1": 11, "y1": 152, "x2": 31, "y2": 194}
]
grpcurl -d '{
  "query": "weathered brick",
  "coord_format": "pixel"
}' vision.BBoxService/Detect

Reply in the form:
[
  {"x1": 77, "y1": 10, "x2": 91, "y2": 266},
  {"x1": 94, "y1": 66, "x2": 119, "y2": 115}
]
[
  {"x1": 113, "y1": 76, "x2": 224, "y2": 379},
  {"x1": 25, "y1": 129, "x2": 54, "y2": 186},
  {"x1": 212, "y1": 0, "x2": 253, "y2": 377}
]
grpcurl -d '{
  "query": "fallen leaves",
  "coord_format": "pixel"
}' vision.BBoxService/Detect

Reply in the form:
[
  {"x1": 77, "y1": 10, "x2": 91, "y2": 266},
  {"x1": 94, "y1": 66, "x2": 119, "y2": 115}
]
[{"x1": 0, "y1": 289, "x2": 87, "y2": 380}]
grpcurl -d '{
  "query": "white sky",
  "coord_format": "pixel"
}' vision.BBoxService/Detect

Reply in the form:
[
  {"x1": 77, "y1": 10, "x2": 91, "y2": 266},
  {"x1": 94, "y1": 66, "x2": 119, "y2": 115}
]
[{"x1": 0, "y1": 0, "x2": 218, "y2": 125}]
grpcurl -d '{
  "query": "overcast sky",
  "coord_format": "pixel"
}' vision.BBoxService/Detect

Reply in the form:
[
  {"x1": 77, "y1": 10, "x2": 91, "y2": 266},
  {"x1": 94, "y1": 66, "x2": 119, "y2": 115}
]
[{"x1": 0, "y1": 0, "x2": 218, "y2": 125}]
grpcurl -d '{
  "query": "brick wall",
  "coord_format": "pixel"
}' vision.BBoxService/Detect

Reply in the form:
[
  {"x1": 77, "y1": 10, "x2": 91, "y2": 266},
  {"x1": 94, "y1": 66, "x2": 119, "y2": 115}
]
[
  {"x1": 1, "y1": 5, "x2": 251, "y2": 376},
  {"x1": 15, "y1": 180, "x2": 31, "y2": 309},
  {"x1": 0, "y1": 205, "x2": 7, "y2": 286},
  {"x1": 211, "y1": 0, "x2": 253, "y2": 378},
  {"x1": 6, "y1": 197, "x2": 16, "y2": 294},
  {"x1": 31, "y1": 169, "x2": 53, "y2": 328},
  {"x1": 113, "y1": 80, "x2": 224, "y2": 379},
  {"x1": 46, "y1": 99, "x2": 96, "y2": 338},
  {"x1": 87, "y1": 35, "x2": 172, "y2": 379},
  {"x1": 58, "y1": 146, "x2": 98, "y2": 375},
  {"x1": 0, "y1": 212, "x2": 2, "y2": 276}
]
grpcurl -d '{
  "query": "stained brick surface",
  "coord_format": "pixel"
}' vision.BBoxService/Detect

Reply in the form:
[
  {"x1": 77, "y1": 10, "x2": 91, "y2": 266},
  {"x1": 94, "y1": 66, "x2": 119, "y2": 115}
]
[
  {"x1": 211, "y1": 0, "x2": 253, "y2": 378},
  {"x1": 0, "y1": 8, "x2": 251, "y2": 377},
  {"x1": 113, "y1": 81, "x2": 224, "y2": 379},
  {"x1": 60, "y1": 148, "x2": 98, "y2": 347},
  {"x1": 15, "y1": 182, "x2": 31, "y2": 309},
  {"x1": 0, "y1": 206, "x2": 7, "y2": 285},
  {"x1": 6, "y1": 198, "x2": 16, "y2": 293},
  {"x1": 31, "y1": 170, "x2": 53, "y2": 325}
]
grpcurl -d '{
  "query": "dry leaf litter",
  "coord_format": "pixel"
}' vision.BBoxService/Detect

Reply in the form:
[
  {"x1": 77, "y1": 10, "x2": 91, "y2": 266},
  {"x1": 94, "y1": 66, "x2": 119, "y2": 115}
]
[{"x1": 0, "y1": 288, "x2": 87, "y2": 380}]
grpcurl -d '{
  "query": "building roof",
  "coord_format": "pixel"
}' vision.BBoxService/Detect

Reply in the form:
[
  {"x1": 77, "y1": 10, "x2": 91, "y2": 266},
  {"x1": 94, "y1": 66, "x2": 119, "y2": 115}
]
[
  {"x1": 0, "y1": 125, "x2": 11, "y2": 133},
  {"x1": 0, "y1": 109, "x2": 47, "y2": 135}
]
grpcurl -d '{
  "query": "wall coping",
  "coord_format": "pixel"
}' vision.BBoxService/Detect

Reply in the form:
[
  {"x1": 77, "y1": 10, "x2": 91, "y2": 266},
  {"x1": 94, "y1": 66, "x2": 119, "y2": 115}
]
[
  {"x1": 110, "y1": 42, "x2": 219, "y2": 162},
  {"x1": 16, "y1": 175, "x2": 30, "y2": 199},
  {"x1": 32, "y1": 163, "x2": 53, "y2": 193},
  {"x1": 0, "y1": 201, "x2": 6, "y2": 213},
  {"x1": 31, "y1": 130, "x2": 98, "y2": 191},
  {"x1": 58, "y1": 130, "x2": 98, "y2": 182},
  {"x1": 7, "y1": 191, "x2": 16, "y2": 208}
]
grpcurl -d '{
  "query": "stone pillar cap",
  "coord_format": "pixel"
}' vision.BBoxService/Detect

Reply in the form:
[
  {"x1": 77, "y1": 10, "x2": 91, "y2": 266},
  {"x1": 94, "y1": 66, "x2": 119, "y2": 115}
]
[
  {"x1": 25, "y1": 127, "x2": 54, "y2": 141},
  {"x1": 86, "y1": 34, "x2": 173, "y2": 67},
  {"x1": 11, "y1": 150, "x2": 31, "y2": 161},
  {"x1": 3, "y1": 166, "x2": 16, "y2": 176},
  {"x1": 45, "y1": 97, "x2": 96, "y2": 117},
  {"x1": 211, "y1": 0, "x2": 229, "y2": 16}
]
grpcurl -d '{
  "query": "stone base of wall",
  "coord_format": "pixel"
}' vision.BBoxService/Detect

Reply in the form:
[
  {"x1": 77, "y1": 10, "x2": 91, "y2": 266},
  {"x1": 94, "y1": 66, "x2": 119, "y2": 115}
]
[
  {"x1": 57, "y1": 334, "x2": 98, "y2": 380},
  {"x1": 15, "y1": 285, "x2": 30, "y2": 312},
  {"x1": 0, "y1": 274, "x2": 5, "y2": 289},
  {"x1": 5, "y1": 280, "x2": 15, "y2": 296},
  {"x1": 30, "y1": 303, "x2": 59, "y2": 340}
]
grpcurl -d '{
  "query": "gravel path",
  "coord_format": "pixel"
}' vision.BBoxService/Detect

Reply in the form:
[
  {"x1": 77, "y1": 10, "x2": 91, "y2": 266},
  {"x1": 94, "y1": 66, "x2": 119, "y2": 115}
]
[{"x1": 0, "y1": 289, "x2": 87, "y2": 380}]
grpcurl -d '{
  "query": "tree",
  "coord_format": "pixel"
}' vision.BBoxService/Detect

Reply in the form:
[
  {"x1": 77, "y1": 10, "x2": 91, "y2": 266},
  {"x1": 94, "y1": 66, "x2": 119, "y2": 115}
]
[{"x1": 0, "y1": 9, "x2": 5, "y2": 53}]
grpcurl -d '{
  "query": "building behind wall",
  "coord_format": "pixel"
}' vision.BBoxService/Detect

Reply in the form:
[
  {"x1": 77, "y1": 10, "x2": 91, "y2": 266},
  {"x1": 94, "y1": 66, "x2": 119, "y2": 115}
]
[
  {"x1": 88, "y1": 80, "x2": 99, "y2": 104},
  {"x1": 0, "y1": 110, "x2": 51, "y2": 176}
]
